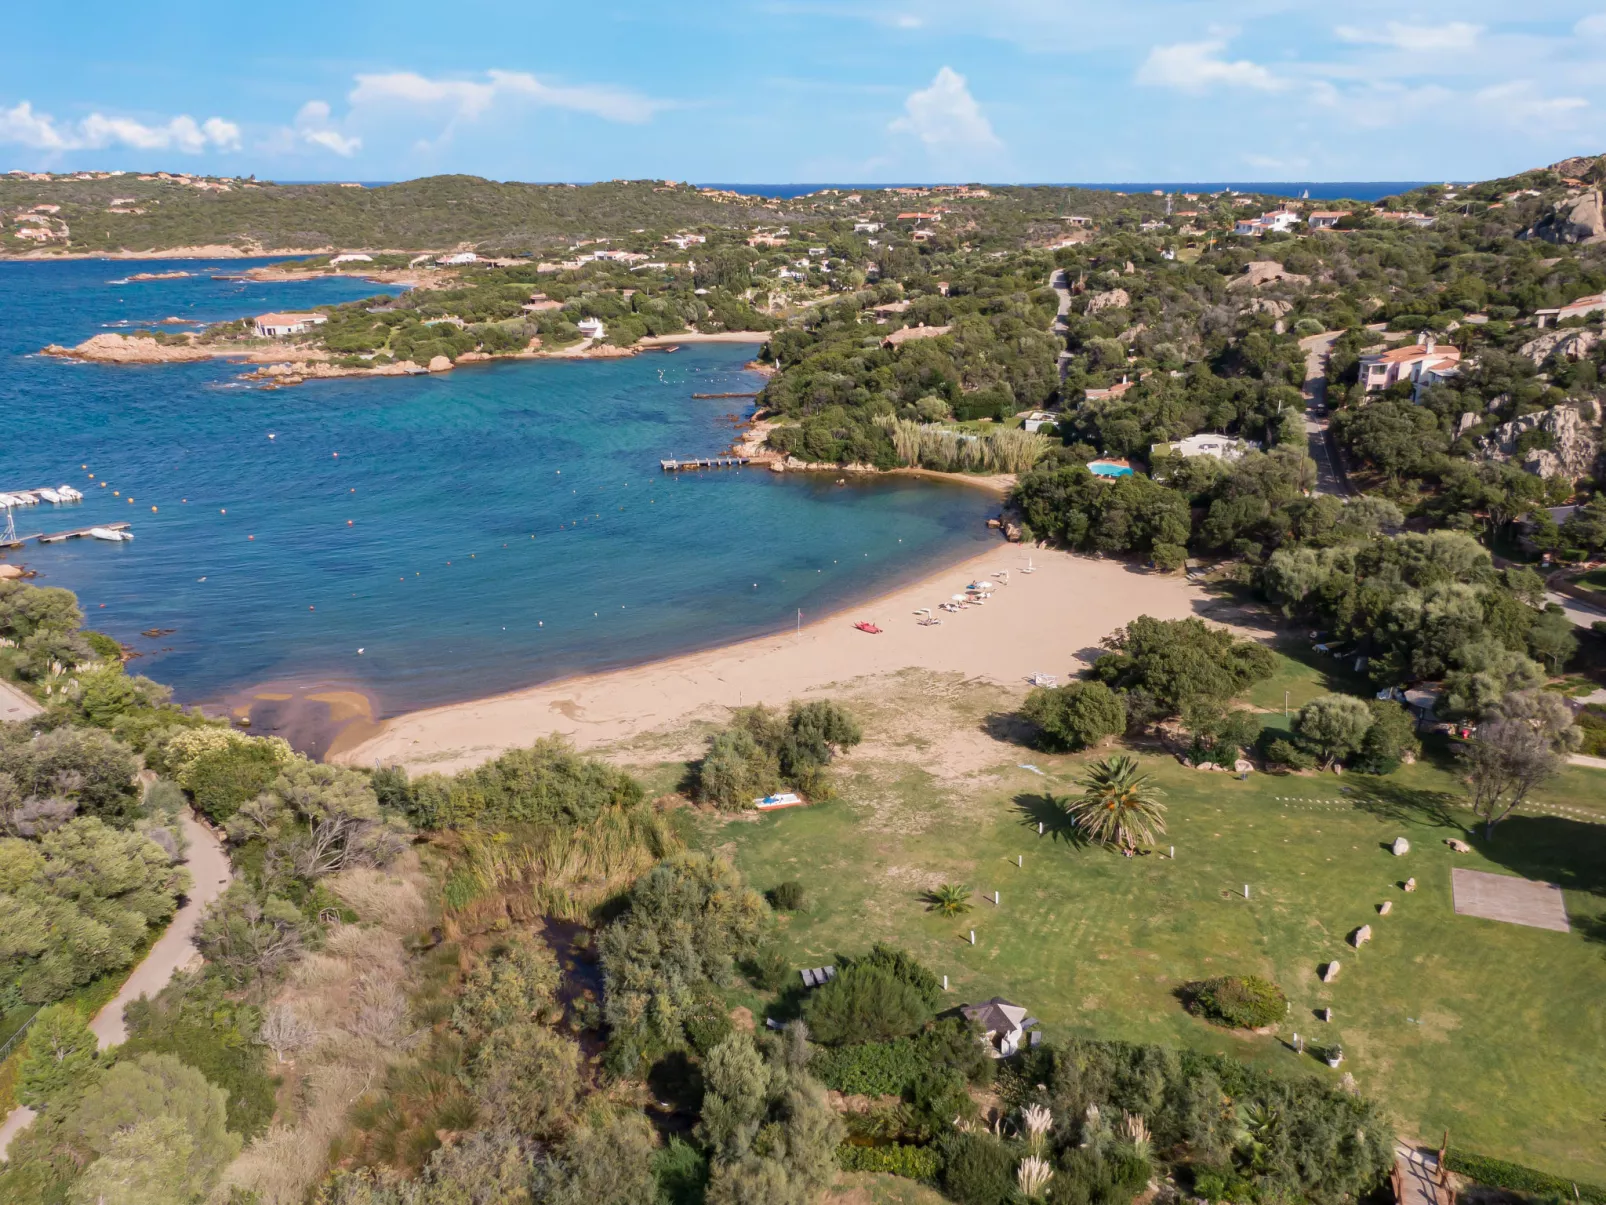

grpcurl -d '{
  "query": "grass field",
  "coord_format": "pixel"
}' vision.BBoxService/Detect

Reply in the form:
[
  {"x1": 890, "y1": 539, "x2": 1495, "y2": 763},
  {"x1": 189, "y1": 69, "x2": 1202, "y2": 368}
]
[{"x1": 664, "y1": 657, "x2": 1606, "y2": 1184}]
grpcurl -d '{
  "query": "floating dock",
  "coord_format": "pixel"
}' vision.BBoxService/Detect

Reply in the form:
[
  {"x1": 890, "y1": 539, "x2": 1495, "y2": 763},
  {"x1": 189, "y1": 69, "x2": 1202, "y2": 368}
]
[
  {"x1": 660, "y1": 457, "x2": 754, "y2": 471},
  {"x1": 38, "y1": 523, "x2": 131, "y2": 544}
]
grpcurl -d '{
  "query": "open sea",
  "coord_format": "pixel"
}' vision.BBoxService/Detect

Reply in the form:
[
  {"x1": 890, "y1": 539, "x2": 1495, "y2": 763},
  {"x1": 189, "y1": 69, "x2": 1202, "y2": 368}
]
[{"x1": 0, "y1": 259, "x2": 996, "y2": 740}]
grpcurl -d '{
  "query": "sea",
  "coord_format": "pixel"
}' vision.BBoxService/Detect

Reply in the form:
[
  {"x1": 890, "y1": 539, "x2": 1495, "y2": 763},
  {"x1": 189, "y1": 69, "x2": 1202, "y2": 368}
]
[{"x1": 0, "y1": 259, "x2": 997, "y2": 744}]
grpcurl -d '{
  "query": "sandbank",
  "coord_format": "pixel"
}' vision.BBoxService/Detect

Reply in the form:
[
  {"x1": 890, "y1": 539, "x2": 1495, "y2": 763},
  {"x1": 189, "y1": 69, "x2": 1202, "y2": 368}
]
[{"x1": 332, "y1": 547, "x2": 1213, "y2": 776}]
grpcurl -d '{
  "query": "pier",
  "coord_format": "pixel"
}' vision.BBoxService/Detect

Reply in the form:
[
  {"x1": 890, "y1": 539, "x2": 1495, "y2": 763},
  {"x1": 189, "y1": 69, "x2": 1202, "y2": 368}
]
[
  {"x1": 660, "y1": 457, "x2": 754, "y2": 471},
  {"x1": 690, "y1": 392, "x2": 760, "y2": 399},
  {"x1": 38, "y1": 523, "x2": 131, "y2": 544}
]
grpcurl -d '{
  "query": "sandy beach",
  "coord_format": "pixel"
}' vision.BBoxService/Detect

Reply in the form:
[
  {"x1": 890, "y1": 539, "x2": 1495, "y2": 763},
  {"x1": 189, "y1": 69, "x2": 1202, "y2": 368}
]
[{"x1": 333, "y1": 547, "x2": 1216, "y2": 776}]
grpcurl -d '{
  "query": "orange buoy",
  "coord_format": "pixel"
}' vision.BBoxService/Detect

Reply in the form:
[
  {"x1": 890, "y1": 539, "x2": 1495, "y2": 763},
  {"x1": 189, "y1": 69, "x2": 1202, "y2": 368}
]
[
  {"x1": 151, "y1": 506, "x2": 158, "y2": 512},
  {"x1": 347, "y1": 520, "x2": 353, "y2": 526}
]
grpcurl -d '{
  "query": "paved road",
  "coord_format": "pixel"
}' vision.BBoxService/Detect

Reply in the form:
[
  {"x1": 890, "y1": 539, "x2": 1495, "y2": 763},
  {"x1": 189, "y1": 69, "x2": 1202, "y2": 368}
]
[
  {"x1": 1050, "y1": 269, "x2": 1072, "y2": 381},
  {"x1": 0, "y1": 810, "x2": 231, "y2": 1160},
  {"x1": 1298, "y1": 330, "x2": 1353, "y2": 497},
  {"x1": 1546, "y1": 590, "x2": 1606, "y2": 631},
  {"x1": 0, "y1": 680, "x2": 42, "y2": 724}
]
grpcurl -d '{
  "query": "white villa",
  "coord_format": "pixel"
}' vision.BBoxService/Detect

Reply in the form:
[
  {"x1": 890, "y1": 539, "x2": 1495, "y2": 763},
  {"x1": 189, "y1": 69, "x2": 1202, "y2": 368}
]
[
  {"x1": 1159, "y1": 433, "x2": 1262, "y2": 461},
  {"x1": 254, "y1": 312, "x2": 327, "y2": 338},
  {"x1": 1359, "y1": 334, "x2": 1462, "y2": 395},
  {"x1": 576, "y1": 318, "x2": 606, "y2": 340}
]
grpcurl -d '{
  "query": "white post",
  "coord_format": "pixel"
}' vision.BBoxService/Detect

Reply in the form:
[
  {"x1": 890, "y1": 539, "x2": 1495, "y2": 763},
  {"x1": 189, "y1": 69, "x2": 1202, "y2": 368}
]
[
  {"x1": 969, "y1": 930, "x2": 976, "y2": 945},
  {"x1": 1169, "y1": 845, "x2": 1174, "y2": 859},
  {"x1": 943, "y1": 975, "x2": 948, "y2": 991},
  {"x1": 1244, "y1": 884, "x2": 1250, "y2": 900},
  {"x1": 1017, "y1": 855, "x2": 1023, "y2": 868},
  {"x1": 1038, "y1": 822, "x2": 1044, "y2": 836},
  {"x1": 994, "y1": 891, "x2": 1001, "y2": 906}
]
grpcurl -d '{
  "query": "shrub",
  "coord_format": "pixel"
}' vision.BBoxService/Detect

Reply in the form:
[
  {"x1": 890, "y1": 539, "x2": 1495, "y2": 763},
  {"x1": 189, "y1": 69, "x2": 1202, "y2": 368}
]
[
  {"x1": 693, "y1": 700, "x2": 863, "y2": 808},
  {"x1": 185, "y1": 740, "x2": 284, "y2": 822},
  {"x1": 812, "y1": 1038, "x2": 929, "y2": 1096},
  {"x1": 770, "y1": 880, "x2": 807, "y2": 911},
  {"x1": 1445, "y1": 1150, "x2": 1606, "y2": 1205},
  {"x1": 837, "y1": 1142, "x2": 941, "y2": 1181},
  {"x1": 1021, "y1": 681, "x2": 1127, "y2": 752},
  {"x1": 805, "y1": 963, "x2": 933, "y2": 1046},
  {"x1": 1263, "y1": 736, "x2": 1316, "y2": 771},
  {"x1": 407, "y1": 736, "x2": 644, "y2": 829},
  {"x1": 1352, "y1": 700, "x2": 1420, "y2": 775},
  {"x1": 1188, "y1": 976, "x2": 1287, "y2": 1029},
  {"x1": 939, "y1": 1132, "x2": 1016, "y2": 1205}
]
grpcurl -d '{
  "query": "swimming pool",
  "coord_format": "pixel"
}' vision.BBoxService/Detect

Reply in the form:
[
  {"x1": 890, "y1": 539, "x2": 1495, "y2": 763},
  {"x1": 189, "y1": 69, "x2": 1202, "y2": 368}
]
[{"x1": 1087, "y1": 460, "x2": 1135, "y2": 478}]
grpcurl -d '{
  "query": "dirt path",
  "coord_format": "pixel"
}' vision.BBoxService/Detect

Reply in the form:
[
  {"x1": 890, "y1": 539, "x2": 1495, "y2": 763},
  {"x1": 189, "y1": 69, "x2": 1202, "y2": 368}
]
[
  {"x1": 1298, "y1": 330, "x2": 1353, "y2": 497},
  {"x1": 0, "y1": 680, "x2": 42, "y2": 724},
  {"x1": 0, "y1": 810, "x2": 232, "y2": 1160}
]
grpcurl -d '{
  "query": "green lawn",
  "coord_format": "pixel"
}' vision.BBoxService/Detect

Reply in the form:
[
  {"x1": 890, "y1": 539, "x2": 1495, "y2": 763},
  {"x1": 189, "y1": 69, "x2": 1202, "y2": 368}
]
[{"x1": 678, "y1": 679, "x2": 1606, "y2": 1184}]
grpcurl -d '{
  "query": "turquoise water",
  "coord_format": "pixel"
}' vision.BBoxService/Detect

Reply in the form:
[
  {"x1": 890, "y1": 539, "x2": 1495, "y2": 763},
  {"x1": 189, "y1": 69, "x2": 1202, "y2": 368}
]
[
  {"x1": 1087, "y1": 461, "x2": 1135, "y2": 478},
  {"x1": 1, "y1": 260, "x2": 996, "y2": 720}
]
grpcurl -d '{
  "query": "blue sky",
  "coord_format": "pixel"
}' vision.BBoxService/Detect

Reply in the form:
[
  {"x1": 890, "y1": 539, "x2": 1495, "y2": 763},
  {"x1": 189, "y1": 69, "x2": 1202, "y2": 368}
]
[{"x1": 3, "y1": 1, "x2": 1605, "y2": 183}]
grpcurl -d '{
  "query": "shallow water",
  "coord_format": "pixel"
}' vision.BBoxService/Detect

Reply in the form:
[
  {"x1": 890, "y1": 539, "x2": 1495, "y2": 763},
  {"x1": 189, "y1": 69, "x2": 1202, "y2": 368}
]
[{"x1": 1, "y1": 259, "x2": 997, "y2": 720}]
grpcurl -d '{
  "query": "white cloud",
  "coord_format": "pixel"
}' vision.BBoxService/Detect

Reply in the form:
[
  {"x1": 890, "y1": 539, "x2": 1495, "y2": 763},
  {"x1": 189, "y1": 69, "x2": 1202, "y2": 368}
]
[
  {"x1": 894, "y1": 14, "x2": 923, "y2": 28},
  {"x1": 0, "y1": 101, "x2": 239, "y2": 153},
  {"x1": 1135, "y1": 40, "x2": 1286, "y2": 92},
  {"x1": 889, "y1": 66, "x2": 1001, "y2": 149},
  {"x1": 348, "y1": 69, "x2": 662, "y2": 125},
  {"x1": 293, "y1": 100, "x2": 361, "y2": 156},
  {"x1": 1576, "y1": 13, "x2": 1606, "y2": 37},
  {"x1": 1335, "y1": 21, "x2": 1482, "y2": 51},
  {"x1": 1473, "y1": 80, "x2": 1588, "y2": 122}
]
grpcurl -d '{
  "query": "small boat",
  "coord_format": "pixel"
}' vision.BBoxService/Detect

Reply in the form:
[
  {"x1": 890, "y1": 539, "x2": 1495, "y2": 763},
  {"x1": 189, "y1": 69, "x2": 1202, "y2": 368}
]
[
  {"x1": 854, "y1": 621, "x2": 882, "y2": 634},
  {"x1": 57, "y1": 486, "x2": 82, "y2": 501},
  {"x1": 89, "y1": 527, "x2": 133, "y2": 542},
  {"x1": 37, "y1": 488, "x2": 62, "y2": 503}
]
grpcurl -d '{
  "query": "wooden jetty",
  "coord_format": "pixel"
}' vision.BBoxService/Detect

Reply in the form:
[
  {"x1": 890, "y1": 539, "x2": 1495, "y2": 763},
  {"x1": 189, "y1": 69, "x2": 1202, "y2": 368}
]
[
  {"x1": 38, "y1": 523, "x2": 131, "y2": 544},
  {"x1": 691, "y1": 392, "x2": 760, "y2": 399},
  {"x1": 660, "y1": 457, "x2": 753, "y2": 471}
]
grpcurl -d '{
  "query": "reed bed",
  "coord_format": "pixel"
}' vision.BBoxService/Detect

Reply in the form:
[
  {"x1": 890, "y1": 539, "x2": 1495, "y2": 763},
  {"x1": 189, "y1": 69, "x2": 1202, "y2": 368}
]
[{"x1": 875, "y1": 415, "x2": 1049, "y2": 474}]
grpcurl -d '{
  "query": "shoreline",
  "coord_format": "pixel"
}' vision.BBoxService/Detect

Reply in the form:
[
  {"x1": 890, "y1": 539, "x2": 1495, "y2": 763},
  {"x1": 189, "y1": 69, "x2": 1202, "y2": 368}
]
[{"x1": 329, "y1": 546, "x2": 1212, "y2": 775}]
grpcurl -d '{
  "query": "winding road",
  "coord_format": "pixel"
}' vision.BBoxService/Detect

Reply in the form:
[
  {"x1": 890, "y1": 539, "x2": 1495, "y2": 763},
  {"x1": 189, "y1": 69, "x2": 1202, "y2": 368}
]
[{"x1": 0, "y1": 810, "x2": 231, "y2": 1160}]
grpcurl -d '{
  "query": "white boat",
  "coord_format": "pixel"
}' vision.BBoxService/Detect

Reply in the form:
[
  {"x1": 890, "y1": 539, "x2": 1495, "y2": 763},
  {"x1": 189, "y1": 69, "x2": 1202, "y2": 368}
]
[
  {"x1": 37, "y1": 488, "x2": 61, "y2": 503},
  {"x1": 4, "y1": 492, "x2": 37, "y2": 506},
  {"x1": 56, "y1": 486, "x2": 83, "y2": 502},
  {"x1": 88, "y1": 527, "x2": 133, "y2": 542}
]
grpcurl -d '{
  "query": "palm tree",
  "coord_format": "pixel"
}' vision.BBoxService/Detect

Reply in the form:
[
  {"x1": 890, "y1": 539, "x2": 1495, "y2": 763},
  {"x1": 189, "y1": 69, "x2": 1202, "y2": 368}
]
[
  {"x1": 1064, "y1": 755, "x2": 1167, "y2": 853},
  {"x1": 927, "y1": 883, "x2": 974, "y2": 916}
]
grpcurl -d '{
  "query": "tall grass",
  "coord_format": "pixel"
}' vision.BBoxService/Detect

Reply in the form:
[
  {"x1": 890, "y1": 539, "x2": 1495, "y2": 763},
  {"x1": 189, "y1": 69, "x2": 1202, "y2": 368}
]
[
  {"x1": 875, "y1": 415, "x2": 1049, "y2": 474},
  {"x1": 449, "y1": 805, "x2": 680, "y2": 922}
]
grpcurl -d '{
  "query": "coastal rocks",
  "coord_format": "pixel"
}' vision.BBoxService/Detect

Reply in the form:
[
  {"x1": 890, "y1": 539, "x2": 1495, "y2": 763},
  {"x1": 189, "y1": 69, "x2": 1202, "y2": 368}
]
[
  {"x1": 427, "y1": 355, "x2": 454, "y2": 372},
  {"x1": 1085, "y1": 288, "x2": 1130, "y2": 314},
  {"x1": 43, "y1": 333, "x2": 213, "y2": 364},
  {"x1": 0, "y1": 565, "x2": 23, "y2": 580},
  {"x1": 454, "y1": 351, "x2": 492, "y2": 363},
  {"x1": 1476, "y1": 404, "x2": 1601, "y2": 479},
  {"x1": 1242, "y1": 297, "x2": 1293, "y2": 318},
  {"x1": 125, "y1": 270, "x2": 192, "y2": 281},
  {"x1": 1227, "y1": 261, "x2": 1311, "y2": 292},
  {"x1": 1519, "y1": 327, "x2": 1600, "y2": 366},
  {"x1": 1525, "y1": 189, "x2": 1606, "y2": 245},
  {"x1": 1455, "y1": 412, "x2": 1481, "y2": 440}
]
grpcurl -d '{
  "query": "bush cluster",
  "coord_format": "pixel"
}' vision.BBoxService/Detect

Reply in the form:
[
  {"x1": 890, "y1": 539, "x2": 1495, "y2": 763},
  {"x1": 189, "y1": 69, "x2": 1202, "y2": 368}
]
[
  {"x1": 1446, "y1": 1150, "x2": 1606, "y2": 1205},
  {"x1": 837, "y1": 1141, "x2": 941, "y2": 1181},
  {"x1": 1186, "y1": 976, "x2": 1288, "y2": 1029}
]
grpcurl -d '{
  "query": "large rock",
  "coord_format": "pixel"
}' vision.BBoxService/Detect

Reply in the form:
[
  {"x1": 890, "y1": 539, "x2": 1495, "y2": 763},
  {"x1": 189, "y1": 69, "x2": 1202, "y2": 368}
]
[
  {"x1": 1477, "y1": 404, "x2": 1601, "y2": 480},
  {"x1": 1227, "y1": 261, "x2": 1311, "y2": 292},
  {"x1": 1519, "y1": 327, "x2": 1600, "y2": 366},
  {"x1": 1086, "y1": 288, "x2": 1130, "y2": 313},
  {"x1": 1526, "y1": 189, "x2": 1606, "y2": 245},
  {"x1": 427, "y1": 354, "x2": 454, "y2": 372}
]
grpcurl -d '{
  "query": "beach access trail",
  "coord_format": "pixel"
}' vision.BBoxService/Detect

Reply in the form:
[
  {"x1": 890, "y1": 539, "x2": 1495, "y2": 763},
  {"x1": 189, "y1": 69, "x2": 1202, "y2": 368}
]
[
  {"x1": 0, "y1": 811, "x2": 231, "y2": 1161},
  {"x1": 335, "y1": 547, "x2": 1215, "y2": 777}
]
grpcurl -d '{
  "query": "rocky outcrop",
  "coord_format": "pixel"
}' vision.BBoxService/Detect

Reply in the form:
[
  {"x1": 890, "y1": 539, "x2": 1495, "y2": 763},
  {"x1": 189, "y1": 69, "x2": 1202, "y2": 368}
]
[
  {"x1": 1477, "y1": 404, "x2": 1601, "y2": 479},
  {"x1": 1518, "y1": 326, "x2": 1600, "y2": 365},
  {"x1": 43, "y1": 333, "x2": 214, "y2": 363},
  {"x1": 1547, "y1": 154, "x2": 1605, "y2": 181},
  {"x1": 1227, "y1": 261, "x2": 1310, "y2": 291},
  {"x1": 1526, "y1": 189, "x2": 1606, "y2": 245},
  {"x1": 1085, "y1": 288, "x2": 1130, "y2": 313}
]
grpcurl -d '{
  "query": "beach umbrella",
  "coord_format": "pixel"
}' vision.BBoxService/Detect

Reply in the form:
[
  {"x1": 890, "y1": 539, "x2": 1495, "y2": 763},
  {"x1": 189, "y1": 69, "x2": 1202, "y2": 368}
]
[{"x1": 951, "y1": 593, "x2": 967, "y2": 602}]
